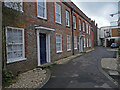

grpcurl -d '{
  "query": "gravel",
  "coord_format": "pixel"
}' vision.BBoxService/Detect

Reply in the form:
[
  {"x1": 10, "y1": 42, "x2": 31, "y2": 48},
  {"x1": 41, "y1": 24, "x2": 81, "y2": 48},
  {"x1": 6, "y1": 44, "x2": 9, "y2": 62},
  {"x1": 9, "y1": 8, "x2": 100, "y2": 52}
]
[{"x1": 6, "y1": 69, "x2": 47, "y2": 88}]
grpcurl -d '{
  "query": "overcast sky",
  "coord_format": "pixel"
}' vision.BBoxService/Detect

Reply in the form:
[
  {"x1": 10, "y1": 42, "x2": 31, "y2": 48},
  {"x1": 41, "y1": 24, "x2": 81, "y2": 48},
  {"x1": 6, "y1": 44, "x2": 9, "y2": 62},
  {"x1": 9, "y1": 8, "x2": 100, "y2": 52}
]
[{"x1": 71, "y1": 1, "x2": 118, "y2": 28}]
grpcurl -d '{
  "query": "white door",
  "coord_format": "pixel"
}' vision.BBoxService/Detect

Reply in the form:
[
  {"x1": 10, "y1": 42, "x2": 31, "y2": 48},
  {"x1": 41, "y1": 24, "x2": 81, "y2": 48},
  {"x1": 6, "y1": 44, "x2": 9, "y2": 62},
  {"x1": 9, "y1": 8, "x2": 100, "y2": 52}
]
[{"x1": 79, "y1": 37, "x2": 83, "y2": 52}]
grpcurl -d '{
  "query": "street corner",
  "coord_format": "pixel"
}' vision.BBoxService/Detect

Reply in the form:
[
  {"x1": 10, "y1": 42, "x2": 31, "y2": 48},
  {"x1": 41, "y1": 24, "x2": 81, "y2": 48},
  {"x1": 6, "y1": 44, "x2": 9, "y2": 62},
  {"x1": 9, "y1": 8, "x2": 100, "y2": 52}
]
[{"x1": 100, "y1": 58, "x2": 120, "y2": 87}]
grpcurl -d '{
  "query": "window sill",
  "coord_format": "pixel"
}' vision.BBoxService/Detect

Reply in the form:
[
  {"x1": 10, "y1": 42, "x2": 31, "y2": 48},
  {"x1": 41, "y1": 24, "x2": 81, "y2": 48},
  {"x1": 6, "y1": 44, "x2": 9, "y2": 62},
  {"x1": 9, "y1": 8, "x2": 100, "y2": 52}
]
[
  {"x1": 55, "y1": 21, "x2": 62, "y2": 25},
  {"x1": 66, "y1": 25, "x2": 70, "y2": 28},
  {"x1": 7, "y1": 58, "x2": 27, "y2": 64},
  {"x1": 67, "y1": 49, "x2": 71, "y2": 51},
  {"x1": 56, "y1": 51, "x2": 62, "y2": 54},
  {"x1": 37, "y1": 16, "x2": 47, "y2": 21}
]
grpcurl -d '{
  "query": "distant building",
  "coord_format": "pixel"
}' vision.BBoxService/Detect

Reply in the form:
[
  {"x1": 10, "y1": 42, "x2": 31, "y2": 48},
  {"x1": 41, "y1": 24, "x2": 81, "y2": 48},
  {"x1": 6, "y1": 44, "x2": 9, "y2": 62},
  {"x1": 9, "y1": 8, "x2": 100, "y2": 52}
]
[
  {"x1": 98, "y1": 1, "x2": 120, "y2": 47},
  {"x1": 99, "y1": 26, "x2": 120, "y2": 47}
]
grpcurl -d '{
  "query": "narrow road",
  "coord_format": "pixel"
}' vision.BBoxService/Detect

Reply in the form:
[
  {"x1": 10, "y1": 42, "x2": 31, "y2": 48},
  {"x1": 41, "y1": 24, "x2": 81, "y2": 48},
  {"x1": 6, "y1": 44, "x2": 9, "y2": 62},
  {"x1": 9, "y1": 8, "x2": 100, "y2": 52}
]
[{"x1": 43, "y1": 47, "x2": 118, "y2": 88}]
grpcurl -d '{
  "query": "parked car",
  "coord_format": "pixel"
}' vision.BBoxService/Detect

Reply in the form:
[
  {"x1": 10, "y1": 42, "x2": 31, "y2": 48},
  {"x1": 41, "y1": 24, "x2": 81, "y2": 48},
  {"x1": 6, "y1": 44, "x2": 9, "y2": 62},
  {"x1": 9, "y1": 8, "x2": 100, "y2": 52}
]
[{"x1": 111, "y1": 43, "x2": 119, "y2": 48}]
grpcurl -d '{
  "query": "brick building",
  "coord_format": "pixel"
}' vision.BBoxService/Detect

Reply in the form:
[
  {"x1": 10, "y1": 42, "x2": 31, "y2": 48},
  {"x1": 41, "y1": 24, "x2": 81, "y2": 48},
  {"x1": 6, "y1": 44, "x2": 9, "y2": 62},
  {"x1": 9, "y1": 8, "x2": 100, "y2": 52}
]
[
  {"x1": 111, "y1": 27, "x2": 120, "y2": 45},
  {"x1": 91, "y1": 20, "x2": 98, "y2": 47},
  {"x1": 2, "y1": 1, "x2": 97, "y2": 73}
]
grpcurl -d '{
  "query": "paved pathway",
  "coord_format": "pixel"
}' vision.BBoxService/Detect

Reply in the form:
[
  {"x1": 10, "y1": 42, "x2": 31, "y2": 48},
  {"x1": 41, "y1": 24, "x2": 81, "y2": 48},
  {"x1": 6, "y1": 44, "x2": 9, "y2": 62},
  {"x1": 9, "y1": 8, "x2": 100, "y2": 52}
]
[{"x1": 43, "y1": 47, "x2": 118, "y2": 88}]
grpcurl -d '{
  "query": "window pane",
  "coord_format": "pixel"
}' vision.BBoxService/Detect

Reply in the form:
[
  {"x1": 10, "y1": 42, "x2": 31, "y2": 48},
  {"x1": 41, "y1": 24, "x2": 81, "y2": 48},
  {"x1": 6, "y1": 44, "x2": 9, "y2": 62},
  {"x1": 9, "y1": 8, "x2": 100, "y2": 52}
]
[
  {"x1": 84, "y1": 38, "x2": 86, "y2": 48},
  {"x1": 8, "y1": 45, "x2": 12, "y2": 52},
  {"x1": 73, "y1": 16, "x2": 76, "y2": 29},
  {"x1": 8, "y1": 52, "x2": 13, "y2": 59},
  {"x1": 7, "y1": 28, "x2": 13, "y2": 43},
  {"x1": 39, "y1": 6, "x2": 44, "y2": 17},
  {"x1": 66, "y1": 19, "x2": 68, "y2": 25},
  {"x1": 18, "y1": 30, "x2": 22, "y2": 36},
  {"x1": 13, "y1": 51, "x2": 18, "y2": 58},
  {"x1": 55, "y1": 3, "x2": 61, "y2": 23},
  {"x1": 17, "y1": 51, "x2": 23, "y2": 58},
  {"x1": 37, "y1": 0, "x2": 46, "y2": 18},
  {"x1": 83, "y1": 22, "x2": 85, "y2": 31},
  {"x1": 4, "y1": 1, "x2": 23, "y2": 11},
  {"x1": 56, "y1": 14, "x2": 60, "y2": 23},
  {"x1": 13, "y1": 45, "x2": 17, "y2": 51},
  {"x1": 67, "y1": 36, "x2": 71, "y2": 50},
  {"x1": 38, "y1": 2, "x2": 44, "y2": 7},
  {"x1": 17, "y1": 45, "x2": 23, "y2": 51},
  {"x1": 79, "y1": 20, "x2": 81, "y2": 31},
  {"x1": 13, "y1": 29, "x2": 18, "y2": 43},
  {"x1": 66, "y1": 11, "x2": 69, "y2": 26},
  {"x1": 74, "y1": 36, "x2": 77, "y2": 49},
  {"x1": 56, "y1": 34, "x2": 62, "y2": 52},
  {"x1": 6, "y1": 27, "x2": 24, "y2": 62},
  {"x1": 18, "y1": 36, "x2": 22, "y2": 43}
]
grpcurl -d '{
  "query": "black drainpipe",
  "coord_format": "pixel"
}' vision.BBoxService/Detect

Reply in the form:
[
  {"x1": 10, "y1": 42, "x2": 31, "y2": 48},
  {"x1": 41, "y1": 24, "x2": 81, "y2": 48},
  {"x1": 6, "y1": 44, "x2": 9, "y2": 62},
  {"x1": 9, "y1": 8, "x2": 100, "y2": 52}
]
[{"x1": 71, "y1": 8, "x2": 74, "y2": 55}]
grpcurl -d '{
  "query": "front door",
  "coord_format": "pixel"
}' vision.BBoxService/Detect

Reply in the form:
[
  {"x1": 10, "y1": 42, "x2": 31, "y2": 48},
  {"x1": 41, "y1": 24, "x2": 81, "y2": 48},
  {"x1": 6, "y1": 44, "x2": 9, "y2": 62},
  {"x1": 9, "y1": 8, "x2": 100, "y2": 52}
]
[
  {"x1": 40, "y1": 33, "x2": 47, "y2": 64},
  {"x1": 79, "y1": 37, "x2": 83, "y2": 52}
]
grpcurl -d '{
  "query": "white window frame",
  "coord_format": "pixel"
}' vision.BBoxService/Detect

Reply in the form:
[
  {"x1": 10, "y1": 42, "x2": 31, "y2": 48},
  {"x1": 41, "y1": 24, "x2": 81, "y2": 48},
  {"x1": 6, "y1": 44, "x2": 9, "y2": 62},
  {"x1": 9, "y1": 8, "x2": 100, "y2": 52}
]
[
  {"x1": 66, "y1": 10, "x2": 70, "y2": 27},
  {"x1": 86, "y1": 23, "x2": 88, "y2": 34},
  {"x1": 89, "y1": 26, "x2": 91, "y2": 35},
  {"x1": 73, "y1": 15, "x2": 76, "y2": 29},
  {"x1": 4, "y1": 0, "x2": 23, "y2": 12},
  {"x1": 87, "y1": 38, "x2": 89, "y2": 47},
  {"x1": 89, "y1": 38, "x2": 91, "y2": 47},
  {"x1": 84, "y1": 38, "x2": 86, "y2": 48},
  {"x1": 74, "y1": 36, "x2": 77, "y2": 49},
  {"x1": 37, "y1": 0, "x2": 47, "y2": 19},
  {"x1": 83, "y1": 22, "x2": 85, "y2": 32},
  {"x1": 55, "y1": 2, "x2": 61, "y2": 24},
  {"x1": 56, "y1": 33, "x2": 62, "y2": 53},
  {"x1": 67, "y1": 35, "x2": 71, "y2": 51},
  {"x1": 6, "y1": 26, "x2": 26, "y2": 63},
  {"x1": 79, "y1": 19, "x2": 81, "y2": 31}
]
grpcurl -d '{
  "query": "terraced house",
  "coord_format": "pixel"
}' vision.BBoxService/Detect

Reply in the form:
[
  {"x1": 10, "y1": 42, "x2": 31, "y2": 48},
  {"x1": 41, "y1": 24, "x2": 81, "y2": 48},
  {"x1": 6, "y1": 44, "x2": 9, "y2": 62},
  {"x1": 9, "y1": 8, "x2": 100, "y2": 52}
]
[{"x1": 2, "y1": 0, "x2": 97, "y2": 73}]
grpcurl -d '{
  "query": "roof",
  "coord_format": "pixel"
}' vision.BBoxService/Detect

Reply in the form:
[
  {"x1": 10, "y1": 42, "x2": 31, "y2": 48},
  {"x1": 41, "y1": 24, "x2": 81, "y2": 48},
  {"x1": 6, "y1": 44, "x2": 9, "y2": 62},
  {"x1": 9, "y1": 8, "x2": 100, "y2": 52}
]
[{"x1": 62, "y1": 1, "x2": 92, "y2": 24}]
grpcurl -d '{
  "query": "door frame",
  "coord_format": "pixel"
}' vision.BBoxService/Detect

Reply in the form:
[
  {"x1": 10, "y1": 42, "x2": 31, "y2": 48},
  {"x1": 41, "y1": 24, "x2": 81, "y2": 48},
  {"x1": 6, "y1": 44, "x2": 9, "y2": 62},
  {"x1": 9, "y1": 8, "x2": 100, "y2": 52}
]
[{"x1": 37, "y1": 30, "x2": 50, "y2": 66}]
